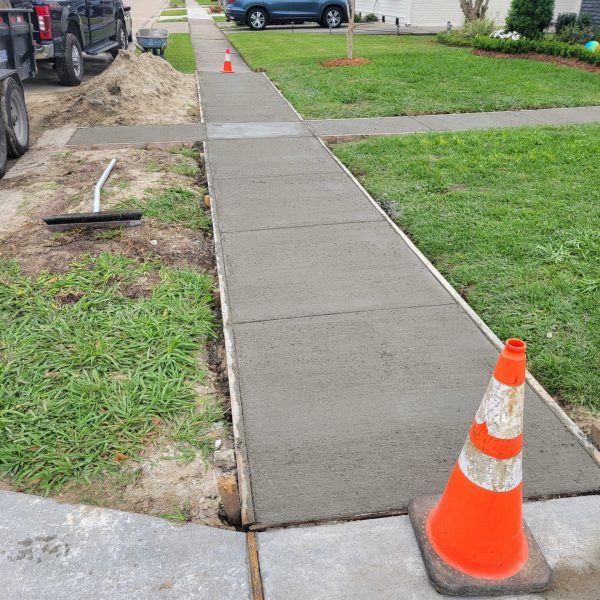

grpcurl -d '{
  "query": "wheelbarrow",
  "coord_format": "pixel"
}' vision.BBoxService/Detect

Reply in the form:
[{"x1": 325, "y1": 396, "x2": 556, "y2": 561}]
[{"x1": 136, "y1": 28, "x2": 169, "y2": 57}]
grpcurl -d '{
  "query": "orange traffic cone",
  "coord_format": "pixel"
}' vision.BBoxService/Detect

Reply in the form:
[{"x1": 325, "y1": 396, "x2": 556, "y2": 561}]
[
  {"x1": 221, "y1": 48, "x2": 234, "y2": 73},
  {"x1": 409, "y1": 339, "x2": 552, "y2": 596}
]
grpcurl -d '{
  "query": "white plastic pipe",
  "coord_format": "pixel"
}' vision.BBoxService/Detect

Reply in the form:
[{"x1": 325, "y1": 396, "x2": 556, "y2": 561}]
[{"x1": 93, "y1": 159, "x2": 117, "y2": 213}]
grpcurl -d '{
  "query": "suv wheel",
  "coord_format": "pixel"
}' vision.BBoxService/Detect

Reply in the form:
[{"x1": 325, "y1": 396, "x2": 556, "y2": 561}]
[
  {"x1": 111, "y1": 20, "x2": 128, "y2": 58},
  {"x1": 56, "y1": 32, "x2": 84, "y2": 86},
  {"x1": 0, "y1": 77, "x2": 29, "y2": 158},
  {"x1": 247, "y1": 8, "x2": 267, "y2": 30},
  {"x1": 321, "y1": 6, "x2": 343, "y2": 28}
]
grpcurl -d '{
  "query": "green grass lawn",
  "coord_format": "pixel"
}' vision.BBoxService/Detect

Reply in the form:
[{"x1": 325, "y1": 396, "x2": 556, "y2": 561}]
[
  {"x1": 212, "y1": 15, "x2": 226, "y2": 22},
  {"x1": 227, "y1": 33, "x2": 600, "y2": 118},
  {"x1": 196, "y1": 0, "x2": 219, "y2": 5},
  {"x1": 165, "y1": 33, "x2": 197, "y2": 74},
  {"x1": 161, "y1": 8, "x2": 187, "y2": 15},
  {"x1": 334, "y1": 124, "x2": 600, "y2": 411},
  {"x1": 0, "y1": 254, "x2": 219, "y2": 492}
]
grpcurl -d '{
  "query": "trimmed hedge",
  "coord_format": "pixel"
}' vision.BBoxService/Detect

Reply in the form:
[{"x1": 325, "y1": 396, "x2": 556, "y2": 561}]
[
  {"x1": 473, "y1": 35, "x2": 600, "y2": 65},
  {"x1": 436, "y1": 31, "x2": 475, "y2": 47}
]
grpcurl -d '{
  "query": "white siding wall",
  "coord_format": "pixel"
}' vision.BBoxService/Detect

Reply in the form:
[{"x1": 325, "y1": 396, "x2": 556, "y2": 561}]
[{"x1": 357, "y1": 0, "x2": 583, "y2": 27}]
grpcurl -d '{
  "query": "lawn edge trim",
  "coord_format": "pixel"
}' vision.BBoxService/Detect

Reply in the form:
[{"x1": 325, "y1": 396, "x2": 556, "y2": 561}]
[
  {"x1": 201, "y1": 135, "x2": 255, "y2": 526},
  {"x1": 315, "y1": 136, "x2": 600, "y2": 469}
]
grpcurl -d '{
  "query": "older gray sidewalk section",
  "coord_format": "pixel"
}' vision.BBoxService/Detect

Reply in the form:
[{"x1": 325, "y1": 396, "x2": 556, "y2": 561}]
[
  {"x1": 0, "y1": 491, "x2": 251, "y2": 600},
  {"x1": 308, "y1": 106, "x2": 600, "y2": 139},
  {"x1": 195, "y1": 22, "x2": 600, "y2": 529},
  {"x1": 257, "y1": 495, "x2": 600, "y2": 600}
]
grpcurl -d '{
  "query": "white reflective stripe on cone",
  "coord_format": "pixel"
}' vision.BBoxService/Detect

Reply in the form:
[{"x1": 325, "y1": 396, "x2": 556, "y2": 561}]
[
  {"x1": 458, "y1": 437, "x2": 523, "y2": 492},
  {"x1": 475, "y1": 377, "x2": 525, "y2": 439}
]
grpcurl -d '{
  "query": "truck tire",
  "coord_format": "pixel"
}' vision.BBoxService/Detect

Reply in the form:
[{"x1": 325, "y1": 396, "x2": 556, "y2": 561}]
[
  {"x1": 110, "y1": 20, "x2": 128, "y2": 59},
  {"x1": 1, "y1": 77, "x2": 29, "y2": 158},
  {"x1": 56, "y1": 32, "x2": 84, "y2": 87},
  {"x1": 0, "y1": 119, "x2": 7, "y2": 180}
]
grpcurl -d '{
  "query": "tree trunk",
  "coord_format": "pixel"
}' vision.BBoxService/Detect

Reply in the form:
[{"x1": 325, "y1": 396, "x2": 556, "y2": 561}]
[
  {"x1": 347, "y1": 0, "x2": 355, "y2": 59},
  {"x1": 459, "y1": 0, "x2": 489, "y2": 20}
]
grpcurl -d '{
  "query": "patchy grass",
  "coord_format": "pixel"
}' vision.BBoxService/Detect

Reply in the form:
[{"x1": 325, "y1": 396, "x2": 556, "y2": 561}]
[
  {"x1": 0, "y1": 253, "x2": 220, "y2": 493},
  {"x1": 334, "y1": 124, "x2": 600, "y2": 411},
  {"x1": 227, "y1": 33, "x2": 600, "y2": 118},
  {"x1": 118, "y1": 187, "x2": 210, "y2": 231},
  {"x1": 164, "y1": 33, "x2": 197, "y2": 74}
]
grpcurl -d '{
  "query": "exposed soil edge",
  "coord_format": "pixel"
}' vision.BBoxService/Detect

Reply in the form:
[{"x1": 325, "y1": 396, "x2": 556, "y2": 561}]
[{"x1": 473, "y1": 49, "x2": 600, "y2": 75}]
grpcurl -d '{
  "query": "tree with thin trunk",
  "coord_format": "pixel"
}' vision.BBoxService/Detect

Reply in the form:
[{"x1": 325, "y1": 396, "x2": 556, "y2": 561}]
[
  {"x1": 347, "y1": 0, "x2": 356, "y2": 59},
  {"x1": 460, "y1": 0, "x2": 490, "y2": 20}
]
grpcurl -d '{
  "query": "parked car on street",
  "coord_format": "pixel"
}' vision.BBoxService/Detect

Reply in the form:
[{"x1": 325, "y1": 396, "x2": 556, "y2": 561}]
[
  {"x1": 225, "y1": 0, "x2": 347, "y2": 30},
  {"x1": 8, "y1": 0, "x2": 132, "y2": 86},
  {"x1": 0, "y1": 5, "x2": 35, "y2": 178}
]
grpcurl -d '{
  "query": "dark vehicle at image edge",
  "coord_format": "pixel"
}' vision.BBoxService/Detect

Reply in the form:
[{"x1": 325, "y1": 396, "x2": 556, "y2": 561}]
[
  {"x1": 9, "y1": 0, "x2": 132, "y2": 86},
  {"x1": 225, "y1": 0, "x2": 347, "y2": 30}
]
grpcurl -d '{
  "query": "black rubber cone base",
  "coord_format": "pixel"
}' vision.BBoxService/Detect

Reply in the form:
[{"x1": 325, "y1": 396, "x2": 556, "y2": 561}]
[{"x1": 408, "y1": 495, "x2": 552, "y2": 597}]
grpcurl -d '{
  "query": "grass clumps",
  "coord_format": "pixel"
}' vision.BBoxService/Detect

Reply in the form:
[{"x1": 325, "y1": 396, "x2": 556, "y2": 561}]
[
  {"x1": 118, "y1": 187, "x2": 211, "y2": 231},
  {"x1": 0, "y1": 253, "x2": 220, "y2": 492}
]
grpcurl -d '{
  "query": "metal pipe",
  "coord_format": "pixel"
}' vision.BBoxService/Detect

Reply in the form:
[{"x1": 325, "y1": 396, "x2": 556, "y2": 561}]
[{"x1": 93, "y1": 159, "x2": 117, "y2": 213}]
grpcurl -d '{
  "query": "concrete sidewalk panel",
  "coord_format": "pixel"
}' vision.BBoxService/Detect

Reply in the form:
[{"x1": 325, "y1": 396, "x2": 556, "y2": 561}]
[
  {"x1": 308, "y1": 115, "x2": 431, "y2": 136},
  {"x1": 206, "y1": 121, "x2": 309, "y2": 139},
  {"x1": 213, "y1": 172, "x2": 383, "y2": 232},
  {"x1": 232, "y1": 306, "x2": 600, "y2": 526},
  {"x1": 67, "y1": 124, "x2": 203, "y2": 146},
  {"x1": 257, "y1": 495, "x2": 600, "y2": 600},
  {"x1": 206, "y1": 137, "x2": 340, "y2": 179},
  {"x1": 202, "y1": 99, "x2": 298, "y2": 123},
  {"x1": 530, "y1": 106, "x2": 600, "y2": 125},
  {"x1": 221, "y1": 221, "x2": 453, "y2": 322},
  {"x1": 415, "y1": 110, "x2": 541, "y2": 132},
  {"x1": 0, "y1": 491, "x2": 251, "y2": 600}
]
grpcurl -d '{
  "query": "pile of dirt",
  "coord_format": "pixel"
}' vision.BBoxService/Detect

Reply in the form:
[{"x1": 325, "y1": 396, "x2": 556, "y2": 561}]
[
  {"x1": 321, "y1": 57, "x2": 371, "y2": 68},
  {"x1": 29, "y1": 51, "x2": 198, "y2": 129},
  {"x1": 472, "y1": 49, "x2": 600, "y2": 75}
]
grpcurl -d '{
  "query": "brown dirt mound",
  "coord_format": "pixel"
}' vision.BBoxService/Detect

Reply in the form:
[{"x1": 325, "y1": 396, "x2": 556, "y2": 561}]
[
  {"x1": 29, "y1": 51, "x2": 198, "y2": 129},
  {"x1": 473, "y1": 49, "x2": 600, "y2": 74},
  {"x1": 321, "y1": 57, "x2": 371, "y2": 67}
]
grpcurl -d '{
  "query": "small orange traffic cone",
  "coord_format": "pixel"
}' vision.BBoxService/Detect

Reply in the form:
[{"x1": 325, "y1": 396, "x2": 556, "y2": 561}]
[
  {"x1": 409, "y1": 339, "x2": 552, "y2": 596},
  {"x1": 221, "y1": 48, "x2": 234, "y2": 73}
]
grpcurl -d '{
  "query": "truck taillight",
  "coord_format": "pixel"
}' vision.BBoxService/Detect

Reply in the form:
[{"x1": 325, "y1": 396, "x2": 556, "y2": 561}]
[{"x1": 35, "y1": 6, "x2": 52, "y2": 41}]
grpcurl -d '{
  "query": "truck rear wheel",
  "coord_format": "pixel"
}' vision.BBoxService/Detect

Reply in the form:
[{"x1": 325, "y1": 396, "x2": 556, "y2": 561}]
[
  {"x1": 110, "y1": 20, "x2": 128, "y2": 59},
  {"x1": 0, "y1": 117, "x2": 7, "y2": 180},
  {"x1": 56, "y1": 32, "x2": 84, "y2": 87},
  {"x1": 1, "y1": 77, "x2": 29, "y2": 158}
]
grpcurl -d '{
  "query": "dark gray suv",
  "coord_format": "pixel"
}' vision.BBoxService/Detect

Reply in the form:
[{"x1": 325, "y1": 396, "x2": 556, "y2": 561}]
[{"x1": 225, "y1": 0, "x2": 347, "y2": 30}]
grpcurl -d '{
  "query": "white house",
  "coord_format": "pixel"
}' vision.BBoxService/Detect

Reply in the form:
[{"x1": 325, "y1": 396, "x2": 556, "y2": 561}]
[{"x1": 354, "y1": 0, "x2": 585, "y2": 28}]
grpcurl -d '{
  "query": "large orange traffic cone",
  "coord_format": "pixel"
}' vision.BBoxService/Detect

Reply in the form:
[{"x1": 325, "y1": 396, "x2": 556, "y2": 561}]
[
  {"x1": 409, "y1": 339, "x2": 552, "y2": 596},
  {"x1": 221, "y1": 48, "x2": 234, "y2": 73}
]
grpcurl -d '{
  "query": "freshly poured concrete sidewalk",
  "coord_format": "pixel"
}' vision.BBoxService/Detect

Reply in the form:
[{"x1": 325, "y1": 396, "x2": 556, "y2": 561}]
[{"x1": 192, "y1": 19, "x2": 600, "y2": 529}]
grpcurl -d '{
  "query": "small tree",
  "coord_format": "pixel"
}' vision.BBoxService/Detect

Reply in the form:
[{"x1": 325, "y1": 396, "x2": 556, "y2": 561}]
[
  {"x1": 460, "y1": 0, "x2": 490, "y2": 21},
  {"x1": 505, "y1": 0, "x2": 555, "y2": 38},
  {"x1": 347, "y1": 0, "x2": 356, "y2": 59}
]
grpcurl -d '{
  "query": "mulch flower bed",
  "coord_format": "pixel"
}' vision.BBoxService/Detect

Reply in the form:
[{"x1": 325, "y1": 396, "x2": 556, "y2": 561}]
[{"x1": 473, "y1": 49, "x2": 600, "y2": 75}]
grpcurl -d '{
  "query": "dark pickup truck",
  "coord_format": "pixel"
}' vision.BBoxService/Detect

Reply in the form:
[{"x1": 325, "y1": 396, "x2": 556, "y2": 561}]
[{"x1": 8, "y1": 0, "x2": 131, "y2": 86}]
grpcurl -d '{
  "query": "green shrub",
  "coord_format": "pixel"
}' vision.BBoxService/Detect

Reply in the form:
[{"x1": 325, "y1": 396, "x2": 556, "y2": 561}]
[
  {"x1": 555, "y1": 11, "x2": 577, "y2": 33},
  {"x1": 463, "y1": 17, "x2": 496, "y2": 37},
  {"x1": 505, "y1": 0, "x2": 555, "y2": 39},
  {"x1": 554, "y1": 13, "x2": 599, "y2": 44},
  {"x1": 473, "y1": 34, "x2": 600, "y2": 65},
  {"x1": 353, "y1": 13, "x2": 363, "y2": 22},
  {"x1": 436, "y1": 31, "x2": 475, "y2": 46},
  {"x1": 364, "y1": 13, "x2": 378, "y2": 22}
]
